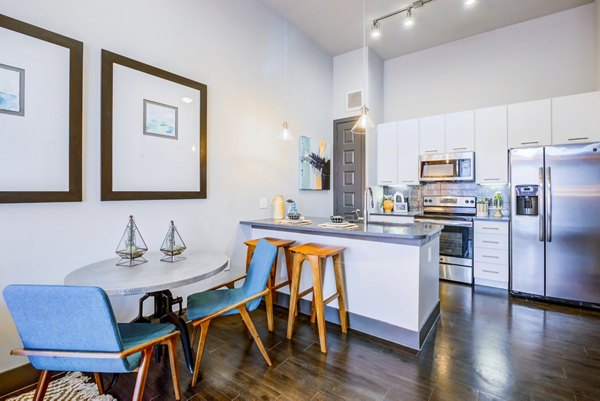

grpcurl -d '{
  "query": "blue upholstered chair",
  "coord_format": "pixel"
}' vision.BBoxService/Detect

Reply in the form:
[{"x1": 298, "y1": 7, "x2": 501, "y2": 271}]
[
  {"x1": 186, "y1": 239, "x2": 278, "y2": 386},
  {"x1": 3, "y1": 285, "x2": 182, "y2": 401}
]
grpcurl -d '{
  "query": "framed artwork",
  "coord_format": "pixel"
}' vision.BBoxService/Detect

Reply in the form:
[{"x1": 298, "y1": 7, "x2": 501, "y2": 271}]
[
  {"x1": 299, "y1": 135, "x2": 330, "y2": 190},
  {"x1": 0, "y1": 14, "x2": 83, "y2": 203},
  {"x1": 101, "y1": 50, "x2": 207, "y2": 201},
  {"x1": 143, "y1": 99, "x2": 178, "y2": 140},
  {"x1": 0, "y1": 63, "x2": 25, "y2": 116}
]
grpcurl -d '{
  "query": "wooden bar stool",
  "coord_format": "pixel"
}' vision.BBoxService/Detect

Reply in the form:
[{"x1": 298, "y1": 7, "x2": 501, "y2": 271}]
[
  {"x1": 244, "y1": 237, "x2": 295, "y2": 332},
  {"x1": 286, "y1": 243, "x2": 348, "y2": 353}
]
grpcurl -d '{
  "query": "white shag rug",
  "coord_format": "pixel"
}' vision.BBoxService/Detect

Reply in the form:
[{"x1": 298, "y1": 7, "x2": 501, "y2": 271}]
[{"x1": 7, "y1": 372, "x2": 116, "y2": 401}]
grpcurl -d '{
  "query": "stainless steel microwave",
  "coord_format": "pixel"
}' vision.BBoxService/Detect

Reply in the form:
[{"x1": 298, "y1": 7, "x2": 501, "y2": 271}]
[{"x1": 419, "y1": 151, "x2": 475, "y2": 182}]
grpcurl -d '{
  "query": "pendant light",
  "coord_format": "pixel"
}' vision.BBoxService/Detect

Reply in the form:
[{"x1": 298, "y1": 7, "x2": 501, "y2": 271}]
[
  {"x1": 351, "y1": 0, "x2": 375, "y2": 135},
  {"x1": 278, "y1": 0, "x2": 294, "y2": 142}
]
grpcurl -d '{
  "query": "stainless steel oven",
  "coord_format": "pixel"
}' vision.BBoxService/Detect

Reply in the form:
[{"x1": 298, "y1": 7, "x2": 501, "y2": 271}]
[
  {"x1": 419, "y1": 151, "x2": 475, "y2": 182},
  {"x1": 415, "y1": 196, "x2": 476, "y2": 284}
]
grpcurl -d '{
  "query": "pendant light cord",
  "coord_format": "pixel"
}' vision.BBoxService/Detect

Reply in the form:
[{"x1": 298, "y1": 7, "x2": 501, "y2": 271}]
[
  {"x1": 363, "y1": 0, "x2": 367, "y2": 110},
  {"x1": 284, "y1": 0, "x2": 288, "y2": 118}
]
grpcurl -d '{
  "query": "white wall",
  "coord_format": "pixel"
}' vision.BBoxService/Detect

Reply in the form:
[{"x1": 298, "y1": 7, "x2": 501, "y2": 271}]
[
  {"x1": 384, "y1": 4, "x2": 598, "y2": 121},
  {"x1": 332, "y1": 47, "x2": 383, "y2": 187},
  {"x1": 597, "y1": 0, "x2": 600, "y2": 88},
  {"x1": 0, "y1": 0, "x2": 333, "y2": 373}
]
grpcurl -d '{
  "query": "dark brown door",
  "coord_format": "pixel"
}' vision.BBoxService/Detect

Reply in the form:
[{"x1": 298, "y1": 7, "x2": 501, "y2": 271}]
[{"x1": 333, "y1": 117, "x2": 365, "y2": 218}]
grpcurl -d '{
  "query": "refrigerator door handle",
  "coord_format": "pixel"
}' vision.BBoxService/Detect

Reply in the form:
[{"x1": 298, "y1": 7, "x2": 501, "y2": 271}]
[
  {"x1": 546, "y1": 166, "x2": 552, "y2": 242},
  {"x1": 539, "y1": 166, "x2": 545, "y2": 242}
]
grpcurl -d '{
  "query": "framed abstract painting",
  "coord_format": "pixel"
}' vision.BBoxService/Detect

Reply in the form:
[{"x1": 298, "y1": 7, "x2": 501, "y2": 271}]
[
  {"x1": 0, "y1": 14, "x2": 83, "y2": 203},
  {"x1": 299, "y1": 135, "x2": 330, "y2": 190},
  {"x1": 101, "y1": 50, "x2": 207, "y2": 201}
]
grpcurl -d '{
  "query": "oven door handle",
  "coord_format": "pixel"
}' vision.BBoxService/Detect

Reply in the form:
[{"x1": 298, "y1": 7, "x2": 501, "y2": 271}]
[{"x1": 415, "y1": 219, "x2": 472, "y2": 227}]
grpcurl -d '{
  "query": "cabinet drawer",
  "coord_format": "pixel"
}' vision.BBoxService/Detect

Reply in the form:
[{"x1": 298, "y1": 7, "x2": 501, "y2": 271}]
[
  {"x1": 474, "y1": 261, "x2": 508, "y2": 282},
  {"x1": 474, "y1": 221, "x2": 508, "y2": 235},
  {"x1": 475, "y1": 248, "x2": 508, "y2": 265},
  {"x1": 475, "y1": 233, "x2": 508, "y2": 250}
]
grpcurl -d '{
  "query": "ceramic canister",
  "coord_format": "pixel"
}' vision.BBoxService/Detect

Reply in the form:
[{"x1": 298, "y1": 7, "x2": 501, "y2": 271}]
[{"x1": 273, "y1": 195, "x2": 285, "y2": 220}]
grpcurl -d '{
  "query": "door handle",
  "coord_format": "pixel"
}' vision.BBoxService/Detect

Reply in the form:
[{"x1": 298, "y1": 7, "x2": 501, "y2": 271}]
[
  {"x1": 546, "y1": 166, "x2": 552, "y2": 242},
  {"x1": 539, "y1": 166, "x2": 545, "y2": 242}
]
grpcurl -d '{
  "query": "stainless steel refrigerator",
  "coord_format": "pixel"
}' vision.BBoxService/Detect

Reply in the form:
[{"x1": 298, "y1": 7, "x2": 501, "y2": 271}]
[{"x1": 510, "y1": 143, "x2": 600, "y2": 306}]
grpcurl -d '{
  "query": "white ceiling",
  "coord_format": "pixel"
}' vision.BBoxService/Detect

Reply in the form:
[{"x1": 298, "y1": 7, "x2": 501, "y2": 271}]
[{"x1": 260, "y1": 0, "x2": 594, "y2": 60}]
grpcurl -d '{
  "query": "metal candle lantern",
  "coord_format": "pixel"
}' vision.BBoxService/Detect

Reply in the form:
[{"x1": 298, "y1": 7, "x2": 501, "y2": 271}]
[
  {"x1": 115, "y1": 215, "x2": 148, "y2": 267},
  {"x1": 160, "y1": 220, "x2": 187, "y2": 263}
]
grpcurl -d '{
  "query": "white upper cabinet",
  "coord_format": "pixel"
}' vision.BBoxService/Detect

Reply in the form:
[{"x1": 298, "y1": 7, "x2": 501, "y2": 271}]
[
  {"x1": 419, "y1": 115, "x2": 445, "y2": 155},
  {"x1": 396, "y1": 119, "x2": 420, "y2": 185},
  {"x1": 475, "y1": 106, "x2": 508, "y2": 184},
  {"x1": 552, "y1": 91, "x2": 600, "y2": 144},
  {"x1": 445, "y1": 110, "x2": 475, "y2": 152},
  {"x1": 507, "y1": 99, "x2": 552, "y2": 149},
  {"x1": 377, "y1": 122, "x2": 398, "y2": 185}
]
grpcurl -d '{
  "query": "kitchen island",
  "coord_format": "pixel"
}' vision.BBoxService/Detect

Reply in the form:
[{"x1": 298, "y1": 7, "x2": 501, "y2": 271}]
[{"x1": 239, "y1": 217, "x2": 443, "y2": 350}]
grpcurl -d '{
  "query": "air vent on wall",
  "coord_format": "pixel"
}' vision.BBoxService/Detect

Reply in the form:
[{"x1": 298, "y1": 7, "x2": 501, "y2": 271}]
[{"x1": 346, "y1": 90, "x2": 362, "y2": 112}]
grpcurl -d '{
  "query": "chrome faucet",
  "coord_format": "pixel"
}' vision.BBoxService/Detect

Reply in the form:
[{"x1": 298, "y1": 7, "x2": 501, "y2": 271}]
[{"x1": 364, "y1": 186, "x2": 374, "y2": 224}]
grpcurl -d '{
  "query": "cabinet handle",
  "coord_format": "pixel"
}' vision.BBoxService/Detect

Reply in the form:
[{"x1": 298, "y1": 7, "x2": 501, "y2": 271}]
[
  {"x1": 482, "y1": 269, "x2": 499, "y2": 274},
  {"x1": 425, "y1": 150, "x2": 438, "y2": 153},
  {"x1": 482, "y1": 227, "x2": 500, "y2": 230},
  {"x1": 401, "y1": 180, "x2": 413, "y2": 183},
  {"x1": 482, "y1": 255, "x2": 500, "y2": 259},
  {"x1": 568, "y1": 137, "x2": 589, "y2": 141},
  {"x1": 380, "y1": 180, "x2": 393, "y2": 183},
  {"x1": 521, "y1": 141, "x2": 539, "y2": 145},
  {"x1": 484, "y1": 178, "x2": 500, "y2": 181},
  {"x1": 452, "y1": 147, "x2": 467, "y2": 150},
  {"x1": 482, "y1": 240, "x2": 500, "y2": 244}
]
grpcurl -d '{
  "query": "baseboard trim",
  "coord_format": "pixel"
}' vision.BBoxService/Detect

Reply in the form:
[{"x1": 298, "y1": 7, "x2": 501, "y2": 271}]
[
  {"x1": 0, "y1": 363, "x2": 40, "y2": 399},
  {"x1": 275, "y1": 292, "x2": 440, "y2": 350}
]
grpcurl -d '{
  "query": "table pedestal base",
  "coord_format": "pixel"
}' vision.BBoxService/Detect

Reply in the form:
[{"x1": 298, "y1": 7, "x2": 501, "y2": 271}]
[{"x1": 132, "y1": 290, "x2": 197, "y2": 376}]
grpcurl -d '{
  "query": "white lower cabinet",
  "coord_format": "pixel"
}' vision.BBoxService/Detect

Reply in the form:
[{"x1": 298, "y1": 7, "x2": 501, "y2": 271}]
[{"x1": 474, "y1": 220, "x2": 509, "y2": 289}]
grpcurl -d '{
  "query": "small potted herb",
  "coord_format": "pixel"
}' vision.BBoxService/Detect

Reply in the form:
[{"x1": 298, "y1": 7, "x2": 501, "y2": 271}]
[
  {"x1": 380, "y1": 195, "x2": 394, "y2": 213},
  {"x1": 476, "y1": 198, "x2": 489, "y2": 217},
  {"x1": 492, "y1": 192, "x2": 504, "y2": 218}
]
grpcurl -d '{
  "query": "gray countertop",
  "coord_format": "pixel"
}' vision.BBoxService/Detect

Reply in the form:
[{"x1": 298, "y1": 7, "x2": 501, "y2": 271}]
[
  {"x1": 473, "y1": 215, "x2": 510, "y2": 222},
  {"x1": 240, "y1": 217, "x2": 443, "y2": 245}
]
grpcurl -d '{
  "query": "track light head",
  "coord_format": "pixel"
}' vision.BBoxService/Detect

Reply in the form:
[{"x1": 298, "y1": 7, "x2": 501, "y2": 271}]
[
  {"x1": 403, "y1": 8, "x2": 414, "y2": 28},
  {"x1": 371, "y1": 21, "x2": 381, "y2": 38},
  {"x1": 464, "y1": 0, "x2": 476, "y2": 7}
]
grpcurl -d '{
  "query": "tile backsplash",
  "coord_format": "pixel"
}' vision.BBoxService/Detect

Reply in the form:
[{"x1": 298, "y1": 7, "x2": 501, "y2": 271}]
[{"x1": 383, "y1": 183, "x2": 511, "y2": 214}]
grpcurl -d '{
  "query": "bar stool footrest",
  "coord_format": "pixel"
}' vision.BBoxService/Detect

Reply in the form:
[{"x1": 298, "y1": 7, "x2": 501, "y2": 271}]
[{"x1": 323, "y1": 292, "x2": 339, "y2": 305}]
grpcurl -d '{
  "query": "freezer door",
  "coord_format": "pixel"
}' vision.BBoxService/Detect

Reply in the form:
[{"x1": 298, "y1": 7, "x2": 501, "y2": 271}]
[
  {"x1": 545, "y1": 143, "x2": 600, "y2": 304},
  {"x1": 510, "y1": 147, "x2": 545, "y2": 295}
]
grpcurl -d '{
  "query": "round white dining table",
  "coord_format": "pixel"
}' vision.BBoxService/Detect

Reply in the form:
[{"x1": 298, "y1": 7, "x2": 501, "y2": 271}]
[
  {"x1": 65, "y1": 250, "x2": 229, "y2": 374},
  {"x1": 65, "y1": 250, "x2": 229, "y2": 296}
]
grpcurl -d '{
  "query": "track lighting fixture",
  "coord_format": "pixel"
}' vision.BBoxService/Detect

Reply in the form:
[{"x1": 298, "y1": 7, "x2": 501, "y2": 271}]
[{"x1": 371, "y1": 0, "x2": 450, "y2": 37}]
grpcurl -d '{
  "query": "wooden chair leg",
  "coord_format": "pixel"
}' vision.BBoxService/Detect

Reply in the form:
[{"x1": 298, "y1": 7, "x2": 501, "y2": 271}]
[
  {"x1": 33, "y1": 370, "x2": 51, "y2": 401},
  {"x1": 190, "y1": 325, "x2": 199, "y2": 348},
  {"x1": 191, "y1": 320, "x2": 210, "y2": 387},
  {"x1": 238, "y1": 306, "x2": 272, "y2": 366},
  {"x1": 309, "y1": 255, "x2": 328, "y2": 353},
  {"x1": 283, "y1": 246, "x2": 293, "y2": 287},
  {"x1": 287, "y1": 253, "x2": 304, "y2": 339},
  {"x1": 166, "y1": 335, "x2": 181, "y2": 400},
  {"x1": 266, "y1": 272, "x2": 275, "y2": 332},
  {"x1": 132, "y1": 347, "x2": 153, "y2": 401},
  {"x1": 93, "y1": 372, "x2": 104, "y2": 395},
  {"x1": 245, "y1": 244, "x2": 256, "y2": 272},
  {"x1": 333, "y1": 254, "x2": 348, "y2": 333}
]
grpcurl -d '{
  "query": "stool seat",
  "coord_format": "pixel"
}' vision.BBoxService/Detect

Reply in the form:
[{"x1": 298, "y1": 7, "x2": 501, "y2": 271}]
[
  {"x1": 245, "y1": 237, "x2": 296, "y2": 248},
  {"x1": 287, "y1": 242, "x2": 348, "y2": 353},
  {"x1": 290, "y1": 243, "x2": 345, "y2": 257}
]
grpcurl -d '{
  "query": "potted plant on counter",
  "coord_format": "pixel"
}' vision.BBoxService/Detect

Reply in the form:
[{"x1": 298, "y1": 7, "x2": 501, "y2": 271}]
[
  {"x1": 477, "y1": 198, "x2": 489, "y2": 217},
  {"x1": 492, "y1": 192, "x2": 504, "y2": 218}
]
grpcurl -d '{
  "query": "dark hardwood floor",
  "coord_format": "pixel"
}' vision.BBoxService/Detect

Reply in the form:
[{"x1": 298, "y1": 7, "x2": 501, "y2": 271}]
[{"x1": 105, "y1": 282, "x2": 600, "y2": 400}]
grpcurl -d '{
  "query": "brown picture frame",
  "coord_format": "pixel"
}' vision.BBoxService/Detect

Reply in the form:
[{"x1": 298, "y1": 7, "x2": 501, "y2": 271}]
[
  {"x1": 101, "y1": 50, "x2": 207, "y2": 201},
  {"x1": 0, "y1": 14, "x2": 83, "y2": 203}
]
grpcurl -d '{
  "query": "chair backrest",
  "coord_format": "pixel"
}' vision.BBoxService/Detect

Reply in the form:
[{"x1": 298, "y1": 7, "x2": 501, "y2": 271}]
[
  {"x1": 3, "y1": 284, "x2": 131, "y2": 373},
  {"x1": 241, "y1": 239, "x2": 278, "y2": 311}
]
